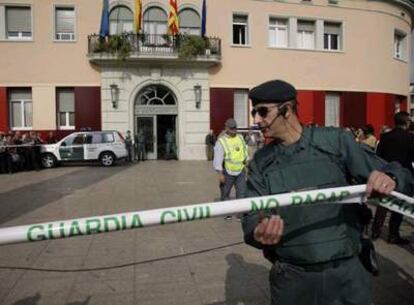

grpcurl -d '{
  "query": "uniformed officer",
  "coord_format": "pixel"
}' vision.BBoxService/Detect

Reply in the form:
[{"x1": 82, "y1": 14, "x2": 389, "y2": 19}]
[{"x1": 242, "y1": 79, "x2": 413, "y2": 305}]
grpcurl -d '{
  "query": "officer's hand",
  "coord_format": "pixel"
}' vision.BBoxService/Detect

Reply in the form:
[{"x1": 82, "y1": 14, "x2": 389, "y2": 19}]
[
  {"x1": 254, "y1": 215, "x2": 284, "y2": 245},
  {"x1": 366, "y1": 170, "x2": 396, "y2": 197},
  {"x1": 218, "y1": 173, "x2": 225, "y2": 184}
]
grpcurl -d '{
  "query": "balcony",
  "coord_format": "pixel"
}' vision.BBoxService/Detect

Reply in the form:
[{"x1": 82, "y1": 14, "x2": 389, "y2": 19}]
[{"x1": 87, "y1": 33, "x2": 221, "y2": 67}]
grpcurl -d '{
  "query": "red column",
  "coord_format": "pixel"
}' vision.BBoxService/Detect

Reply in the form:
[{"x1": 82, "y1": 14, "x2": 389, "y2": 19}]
[
  {"x1": 313, "y1": 91, "x2": 325, "y2": 126},
  {"x1": 297, "y1": 90, "x2": 325, "y2": 126},
  {"x1": 74, "y1": 87, "x2": 101, "y2": 131},
  {"x1": 210, "y1": 88, "x2": 234, "y2": 135},
  {"x1": 0, "y1": 87, "x2": 8, "y2": 132},
  {"x1": 341, "y1": 92, "x2": 367, "y2": 128},
  {"x1": 366, "y1": 93, "x2": 390, "y2": 137}
]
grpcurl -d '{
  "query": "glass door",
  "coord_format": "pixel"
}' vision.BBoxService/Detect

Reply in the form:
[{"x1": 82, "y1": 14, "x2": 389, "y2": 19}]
[{"x1": 136, "y1": 116, "x2": 157, "y2": 159}]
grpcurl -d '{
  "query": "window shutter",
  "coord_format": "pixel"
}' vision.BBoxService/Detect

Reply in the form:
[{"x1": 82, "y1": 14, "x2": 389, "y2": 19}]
[
  {"x1": 233, "y1": 15, "x2": 247, "y2": 24},
  {"x1": 56, "y1": 7, "x2": 75, "y2": 33},
  {"x1": 58, "y1": 89, "x2": 75, "y2": 112},
  {"x1": 297, "y1": 20, "x2": 314, "y2": 32},
  {"x1": 234, "y1": 90, "x2": 248, "y2": 128},
  {"x1": 6, "y1": 6, "x2": 31, "y2": 32},
  {"x1": 9, "y1": 89, "x2": 31, "y2": 100},
  {"x1": 324, "y1": 22, "x2": 341, "y2": 35},
  {"x1": 179, "y1": 9, "x2": 200, "y2": 28},
  {"x1": 143, "y1": 7, "x2": 167, "y2": 23}
]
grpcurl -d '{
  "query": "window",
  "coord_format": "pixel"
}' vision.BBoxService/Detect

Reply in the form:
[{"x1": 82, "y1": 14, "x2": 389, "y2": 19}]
[
  {"x1": 143, "y1": 7, "x2": 168, "y2": 45},
  {"x1": 57, "y1": 88, "x2": 75, "y2": 130},
  {"x1": 102, "y1": 133, "x2": 115, "y2": 143},
  {"x1": 55, "y1": 7, "x2": 75, "y2": 41},
  {"x1": 73, "y1": 134, "x2": 86, "y2": 145},
  {"x1": 92, "y1": 133, "x2": 103, "y2": 144},
  {"x1": 394, "y1": 30, "x2": 406, "y2": 60},
  {"x1": 297, "y1": 20, "x2": 315, "y2": 49},
  {"x1": 5, "y1": 6, "x2": 32, "y2": 40},
  {"x1": 179, "y1": 9, "x2": 200, "y2": 35},
  {"x1": 324, "y1": 22, "x2": 341, "y2": 50},
  {"x1": 234, "y1": 90, "x2": 248, "y2": 128},
  {"x1": 232, "y1": 14, "x2": 248, "y2": 45},
  {"x1": 109, "y1": 5, "x2": 133, "y2": 35},
  {"x1": 9, "y1": 89, "x2": 32, "y2": 129},
  {"x1": 269, "y1": 17, "x2": 288, "y2": 47},
  {"x1": 325, "y1": 93, "x2": 340, "y2": 127}
]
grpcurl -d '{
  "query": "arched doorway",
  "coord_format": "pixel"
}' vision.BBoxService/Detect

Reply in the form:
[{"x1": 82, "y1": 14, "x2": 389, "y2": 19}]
[{"x1": 134, "y1": 85, "x2": 178, "y2": 159}]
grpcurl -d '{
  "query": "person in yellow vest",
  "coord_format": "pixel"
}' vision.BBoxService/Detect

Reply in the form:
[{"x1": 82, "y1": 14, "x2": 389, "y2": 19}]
[{"x1": 213, "y1": 118, "x2": 248, "y2": 220}]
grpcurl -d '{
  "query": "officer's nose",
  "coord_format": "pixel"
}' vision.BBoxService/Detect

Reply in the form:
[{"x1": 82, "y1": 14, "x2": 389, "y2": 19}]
[{"x1": 253, "y1": 112, "x2": 263, "y2": 125}]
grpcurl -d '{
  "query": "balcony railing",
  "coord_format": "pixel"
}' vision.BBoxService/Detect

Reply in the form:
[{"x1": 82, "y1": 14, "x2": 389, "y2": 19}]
[{"x1": 87, "y1": 33, "x2": 221, "y2": 59}]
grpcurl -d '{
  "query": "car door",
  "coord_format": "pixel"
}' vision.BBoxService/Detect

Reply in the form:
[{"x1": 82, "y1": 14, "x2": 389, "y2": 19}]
[
  {"x1": 84, "y1": 133, "x2": 101, "y2": 160},
  {"x1": 59, "y1": 134, "x2": 85, "y2": 161}
]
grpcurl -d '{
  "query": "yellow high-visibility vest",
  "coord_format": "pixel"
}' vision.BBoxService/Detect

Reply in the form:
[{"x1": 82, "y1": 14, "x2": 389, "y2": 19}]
[{"x1": 219, "y1": 134, "x2": 247, "y2": 172}]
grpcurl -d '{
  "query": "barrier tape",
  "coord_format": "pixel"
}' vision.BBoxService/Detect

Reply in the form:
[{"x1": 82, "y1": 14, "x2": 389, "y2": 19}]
[{"x1": 0, "y1": 184, "x2": 413, "y2": 246}]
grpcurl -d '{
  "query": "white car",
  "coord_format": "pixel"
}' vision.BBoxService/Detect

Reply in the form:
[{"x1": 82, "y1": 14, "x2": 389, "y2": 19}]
[{"x1": 40, "y1": 131, "x2": 128, "y2": 168}]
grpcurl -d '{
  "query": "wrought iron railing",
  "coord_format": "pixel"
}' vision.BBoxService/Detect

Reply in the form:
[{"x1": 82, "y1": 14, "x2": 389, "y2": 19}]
[{"x1": 88, "y1": 33, "x2": 221, "y2": 58}]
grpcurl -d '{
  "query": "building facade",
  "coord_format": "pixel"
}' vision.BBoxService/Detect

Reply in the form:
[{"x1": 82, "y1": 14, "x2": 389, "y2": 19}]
[{"x1": 0, "y1": 0, "x2": 413, "y2": 159}]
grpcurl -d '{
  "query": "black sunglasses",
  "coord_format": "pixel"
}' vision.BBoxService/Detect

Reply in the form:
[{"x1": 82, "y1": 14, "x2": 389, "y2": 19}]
[{"x1": 251, "y1": 105, "x2": 278, "y2": 118}]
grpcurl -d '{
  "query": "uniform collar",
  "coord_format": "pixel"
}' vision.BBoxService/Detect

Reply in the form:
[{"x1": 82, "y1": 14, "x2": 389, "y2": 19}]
[{"x1": 273, "y1": 126, "x2": 311, "y2": 156}]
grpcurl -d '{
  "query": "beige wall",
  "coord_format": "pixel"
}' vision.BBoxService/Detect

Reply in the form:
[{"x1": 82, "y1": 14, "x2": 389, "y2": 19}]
[
  {"x1": 32, "y1": 85, "x2": 56, "y2": 129},
  {"x1": 207, "y1": 0, "x2": 412, "y2": 96},
  {"x1": 0, "y1": 0, "x2": 101, "y2": 85},
  {"x1": 0, "y1": 0, "x2": 412, "y2": 95}
]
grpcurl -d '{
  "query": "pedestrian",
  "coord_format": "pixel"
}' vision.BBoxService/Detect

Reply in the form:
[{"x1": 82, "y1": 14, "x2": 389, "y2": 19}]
[
  {"x1": 213, "y1": 118, "x2": 248, "y2": 221},
  {"x1": 135, "y1": 130, "x2": 146, "y2": 162},
  {"x1": 371, "y1": 111, "x2": 414, "y2": 244},
  {"x1": 125, "y1": 130, "x2": 133, "y2": 162},
  {"x1": 205, "y1": 129, "x2": 216, "y2": 161},
  {"x1": 360, "y1": 124, "x2": 377, "y2": 150},
  {"x1": 46, "y1": 131, "x2": 57, "y2": 144},
  {"x1": 0, "y1": 132, "x2": 7, "y2": 174},
  {"x1": 242, "y1": 79, "x2": 413, "y2": 305},
  {"x1": 245, "y1": 130, "x2": 258, "y2": 161},
  {"x1": 165, "y1": 129, "x2": 176, "y2": 160}
]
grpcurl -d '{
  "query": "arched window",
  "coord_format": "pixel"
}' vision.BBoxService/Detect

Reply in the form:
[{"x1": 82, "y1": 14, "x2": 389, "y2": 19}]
[
  {"x1": 109, "y1": 6, "x2": 133, "y2": 35},
  {"x1": 179, "y1": 8, "x2": 200, "y2": 35},
  {"x1": 135, "y1": 85, "x2": 176, "y2": 106},
  {"x1": 143, "y1": 7, "x2": 167, "y2": 36}
]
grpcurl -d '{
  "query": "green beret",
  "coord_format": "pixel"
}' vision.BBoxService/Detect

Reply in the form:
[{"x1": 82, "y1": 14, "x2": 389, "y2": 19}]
[{"x1": 249, "y1": 80, "x2": 297, "y2": 106}]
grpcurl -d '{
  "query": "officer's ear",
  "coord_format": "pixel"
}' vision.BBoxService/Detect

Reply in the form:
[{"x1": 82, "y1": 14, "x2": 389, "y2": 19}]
[{"x1": 278, "y1": 104, "x2": 290, "y2": 118}]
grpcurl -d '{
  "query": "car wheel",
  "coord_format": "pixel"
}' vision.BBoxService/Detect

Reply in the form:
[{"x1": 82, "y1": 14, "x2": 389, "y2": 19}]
[
  {"x1": 100, "y1": 152, "x2": 115, "y2": 167},
  {"x1": 41, "y1": 153, "x2": 57, "y2": 168}
]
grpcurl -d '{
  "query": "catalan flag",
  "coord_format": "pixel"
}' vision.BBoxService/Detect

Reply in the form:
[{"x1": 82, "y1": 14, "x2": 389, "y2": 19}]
[
  {"x1": 168, "y1": 0, "x2": 179, "y2": 35},
  {"x1": 133, "y1": 0, "x2": 142, "y2": 33}
]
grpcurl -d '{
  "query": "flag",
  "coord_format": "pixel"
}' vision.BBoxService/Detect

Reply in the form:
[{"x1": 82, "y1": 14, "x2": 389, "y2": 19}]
[
  {"x1": 99, "y1": 0, "x2": 109, "y2": 38},
  {"x1": 168, "y1": 0, "x2": 179, "y2": 35},
  {"x1": 201, "y1": 0, "x2": 206, "y2": 37},
  {"x1": 133, "y1": 0, "x2": 142, "y2": 33}
]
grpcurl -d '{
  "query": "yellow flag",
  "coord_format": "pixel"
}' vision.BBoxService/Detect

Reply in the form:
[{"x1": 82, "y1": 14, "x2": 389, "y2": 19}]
[{"x1": 134, "y1": 0, "x2": 142, "y2": 33}]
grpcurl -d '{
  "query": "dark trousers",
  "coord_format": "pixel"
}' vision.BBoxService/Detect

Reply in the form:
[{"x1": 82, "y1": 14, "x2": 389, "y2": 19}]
[
  {"x1": 135, "y1": 144, "x2": 146, "y2": 161},
  {"x1": 126, "y1": 145, "x2": 133, "y2": 162},
  {"x1": 270, "y1": 256, "x2": 371, "y2": 305},
  {"x1": 220, "y1": 170, "x2": 246, "y2": 201},
  {"x1": 372, "y1": 206, "x2": 403, "y2": 238},
  {"x1": 206, "y1": 145, "x2": 214, "y2": 161}
]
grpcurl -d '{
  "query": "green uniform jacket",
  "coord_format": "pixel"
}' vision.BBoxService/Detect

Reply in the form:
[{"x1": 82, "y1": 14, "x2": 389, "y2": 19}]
[{"x1": 243, "y1": 127, "x2": 413, "y2": 265}]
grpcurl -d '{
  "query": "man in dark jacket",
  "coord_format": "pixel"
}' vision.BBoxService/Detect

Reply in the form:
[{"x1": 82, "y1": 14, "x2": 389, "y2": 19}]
[
  {"x1": 371, "y1": 111, "x2": 414, "y2": 244},
  {"x1": 242, "y1": 79, "x2": 413, "y2": 305}
]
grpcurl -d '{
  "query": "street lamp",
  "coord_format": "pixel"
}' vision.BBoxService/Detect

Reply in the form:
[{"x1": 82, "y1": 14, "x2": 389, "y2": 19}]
[
  {"x1": 110, "y1": 83, "x2": 120, "y2": 109},
  {"x1": 194, "y1": 85, "x2": 202, "y2": 109}
]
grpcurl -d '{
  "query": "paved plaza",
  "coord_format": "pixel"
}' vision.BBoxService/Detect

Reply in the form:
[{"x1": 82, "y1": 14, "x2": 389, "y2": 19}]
[{"x1": 0, "y1": 161, "x2": 413, "y2": 305}]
